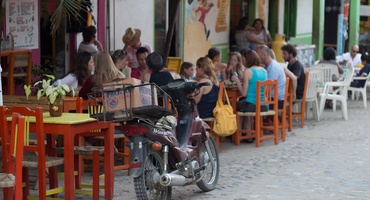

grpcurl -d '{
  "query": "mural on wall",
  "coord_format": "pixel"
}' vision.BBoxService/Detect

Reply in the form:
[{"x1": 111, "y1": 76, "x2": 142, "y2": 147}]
[
  {"x1": 184, "y1": 0, "x2": 230, "y2": 65},
  {"x1": 6, "y1": 0, "x2": 39, "y2": 49}
]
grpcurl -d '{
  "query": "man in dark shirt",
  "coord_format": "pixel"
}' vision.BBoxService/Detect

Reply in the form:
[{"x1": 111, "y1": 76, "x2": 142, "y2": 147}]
[{"x1": 281, "y1": 44, "x2": 306, "y2": 99}]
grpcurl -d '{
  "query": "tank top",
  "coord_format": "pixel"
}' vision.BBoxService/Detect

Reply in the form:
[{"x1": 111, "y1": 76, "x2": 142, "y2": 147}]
[
  {"x1": 246, "y1": 68, "x2": 267, "y2": 105},
  {"x1": 197, "y1": 84, "x2": 219, "y2": 118}
]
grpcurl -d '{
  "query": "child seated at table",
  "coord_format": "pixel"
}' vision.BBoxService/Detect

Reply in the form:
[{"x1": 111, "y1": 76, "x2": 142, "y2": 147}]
[{"x1": 351, "y1": 52, "x2": 370, "y2": 88}]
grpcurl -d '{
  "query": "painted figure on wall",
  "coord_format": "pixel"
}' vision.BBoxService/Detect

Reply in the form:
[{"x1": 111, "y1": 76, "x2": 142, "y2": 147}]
[{"x1": 196, "y1": 0, "x2": 214, "y2": 40}]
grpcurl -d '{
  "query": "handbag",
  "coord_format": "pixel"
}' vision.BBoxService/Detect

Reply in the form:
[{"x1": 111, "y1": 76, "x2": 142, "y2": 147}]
[{"x1": 212, "y1": 86, "x2": 237, "y2": 137}]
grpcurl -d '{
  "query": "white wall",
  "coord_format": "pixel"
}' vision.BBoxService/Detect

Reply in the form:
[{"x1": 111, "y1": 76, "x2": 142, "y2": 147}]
[
  {"x1": 296, "y1": 0, "x2": 313, "y2": 34},
  {"x1": 109, "y1": 0, "x2": 155, "y2": 51}
]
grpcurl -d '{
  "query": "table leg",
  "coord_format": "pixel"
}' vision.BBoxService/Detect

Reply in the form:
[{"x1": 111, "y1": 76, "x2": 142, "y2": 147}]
[
  {"x1": 104, "y1": 123, "x2": 114, "y2": 199},
  {"x1": 64, "y1": 132, "x2": 75, "y2": 200}
]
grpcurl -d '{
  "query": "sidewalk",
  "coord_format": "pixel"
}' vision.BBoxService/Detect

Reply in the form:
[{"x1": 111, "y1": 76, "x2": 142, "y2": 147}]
[{"x1": 2, "y1": 97, "x2": 370, "y2": 199}]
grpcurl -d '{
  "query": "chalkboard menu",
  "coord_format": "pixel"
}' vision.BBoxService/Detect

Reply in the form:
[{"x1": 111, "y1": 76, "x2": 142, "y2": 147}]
[{"x1": 6, "y1": 0, "x2": 38, "y2": 49}]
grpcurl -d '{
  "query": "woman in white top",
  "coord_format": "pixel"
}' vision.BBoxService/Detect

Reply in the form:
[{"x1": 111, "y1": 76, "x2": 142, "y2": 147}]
[
  {"x1": 54, "y1": 52, "x2": 94, "y2": 92},
  {"x1": 250, "y1": 18, "x2": 272, "y2": 50}
]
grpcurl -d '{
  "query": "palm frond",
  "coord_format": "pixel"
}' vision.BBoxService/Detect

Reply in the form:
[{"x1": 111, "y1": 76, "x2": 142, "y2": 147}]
[{"x1": 50, "y1": 0, "x2": 90, "y2": 36}]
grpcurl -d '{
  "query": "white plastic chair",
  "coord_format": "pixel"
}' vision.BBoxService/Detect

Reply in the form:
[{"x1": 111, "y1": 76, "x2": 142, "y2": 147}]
[
  {"x1": 305, "y1": 70, "x2": 320, "y2": 121},
  {"x1": 347, "y1": 73, "x2": 370, "y2": 108},
  {"x1": 318, "y1": 65, "x2": 354, "y2": 120},
  {"x1": 309, "y1": 63, "x2": 339, "y2": 83}
]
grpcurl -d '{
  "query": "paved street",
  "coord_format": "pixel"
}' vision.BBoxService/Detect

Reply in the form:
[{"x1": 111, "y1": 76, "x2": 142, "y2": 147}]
[{"x1": 111, "y1": 98, "x2": 370, "y2": 200}]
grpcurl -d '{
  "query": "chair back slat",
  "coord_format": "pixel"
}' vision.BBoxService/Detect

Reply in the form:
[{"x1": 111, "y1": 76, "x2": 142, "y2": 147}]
[
  {"x1": 306, "y1": 70, "x2": 319, "y2": 100},
  {"x1": 256, "y1": 80, "x2": 278, "y2": 110}
]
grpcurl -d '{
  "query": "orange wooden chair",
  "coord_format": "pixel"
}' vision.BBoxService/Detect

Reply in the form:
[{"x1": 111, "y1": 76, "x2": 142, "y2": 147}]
[
  {"x1": 292, "y1": 71, "x2": 309, "y2": 128},
  {"x1": 0, "y1": 106, "x2": 65, "y2": 200},
  {"x1": 76, "y1": 97, "x2": 130, "y2": 172},
  {"x1": 262, "y1": 77, "x2": 290, "y2": 142},
  {"x1": 233, "y1": 80, "x2": 279, "y2": 147},
  {"x1": 66, "y1": 97, "x2": 129, "y2": 199},
  {"x1": 0, "y1": 113, "x2": 26, "y2": 200},
  {"x1": 285, "y1": 77, "x2": 294, "y2": 132}
]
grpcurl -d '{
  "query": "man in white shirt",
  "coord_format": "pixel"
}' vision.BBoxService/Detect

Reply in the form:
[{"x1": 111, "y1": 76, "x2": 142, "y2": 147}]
[{"x1": 336, "y1": 44, "x2": 362, "y2": 68}]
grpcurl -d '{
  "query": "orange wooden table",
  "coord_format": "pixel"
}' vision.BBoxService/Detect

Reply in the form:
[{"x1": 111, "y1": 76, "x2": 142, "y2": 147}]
[
  {"x1": 226, "y1": 86, "x2": 241, "y2": 114},
  {"x1": 11, "y1": 113, "x2": 115, "y2": 200}
]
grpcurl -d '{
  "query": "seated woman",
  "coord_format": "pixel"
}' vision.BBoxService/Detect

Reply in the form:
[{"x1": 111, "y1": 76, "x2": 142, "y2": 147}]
[
  {"x1": 232, "y1": 49, "x2": 268, "y2": 112},
  {"x1": 194, "y1": 57, "x2": 220, "y2": 118},
  {"x1": 207, "y1": 47, "x2": 227, "y2": 80},
  {"x1": 79, "y1": 52, "x2": 124, "y2": 99},
  {"x1": 222, "y1": 51, "x2": 245, "y2": 84},
  {"x1": 179, "y1": 61, "x2": 195, "y2": 81},
  {"x1": 318, "y1": 47, "x2": 343, "y2": 80},
  {"x1": 54, "y1": 52, "x2": 93, "y2": 93},
  {"x1": 111, "y1": 49, "x2": 131, "y2": 78}
]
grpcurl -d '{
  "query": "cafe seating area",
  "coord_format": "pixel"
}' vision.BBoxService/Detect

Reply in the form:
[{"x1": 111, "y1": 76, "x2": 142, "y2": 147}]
[{"x1": 0, "y1": 61, "x2": 368, "y2": 199}]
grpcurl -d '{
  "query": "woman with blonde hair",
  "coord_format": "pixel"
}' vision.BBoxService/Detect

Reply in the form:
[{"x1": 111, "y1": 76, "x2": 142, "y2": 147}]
[
  {"x1": 222, "y1": 51, "x2": 245, "y2": 83},
  {"x1": 79, "y1": 52, "x2": 124, "y2": 99},
  {"x1": 111, "y1": 49, "x2": 132, "y2": 78},
  {"x1": 194, "y1": 57, "x2": 219, "y2": 118}
]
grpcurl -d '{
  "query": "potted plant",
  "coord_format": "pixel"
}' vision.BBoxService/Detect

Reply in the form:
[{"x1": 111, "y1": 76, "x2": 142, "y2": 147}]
[{"x1": 24, "y1": 74, "x2": 75, "y2": 117}]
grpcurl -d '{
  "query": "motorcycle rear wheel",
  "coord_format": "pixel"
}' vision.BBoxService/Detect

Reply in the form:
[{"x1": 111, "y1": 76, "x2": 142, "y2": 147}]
[
  {"x1": 196, "y1": 135, "x2": 219, "y2": 191},
  {"x1": 134, "y1": 150, "x2": 172, "y2": 200}
]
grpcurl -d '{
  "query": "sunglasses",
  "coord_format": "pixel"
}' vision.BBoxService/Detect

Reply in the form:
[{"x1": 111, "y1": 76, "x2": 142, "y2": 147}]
[
  {"x1": 118, "y1": 50, "x2": 128, "y2": 57},
  {"x1": 352, "y1": 50, "x2": 358, "y2": 53}
]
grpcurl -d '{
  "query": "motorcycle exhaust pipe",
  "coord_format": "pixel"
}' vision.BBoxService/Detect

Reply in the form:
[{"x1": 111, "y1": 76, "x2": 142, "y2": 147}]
[{"x1": 159, "y1": 173, "x2": 188, "y2": 186}]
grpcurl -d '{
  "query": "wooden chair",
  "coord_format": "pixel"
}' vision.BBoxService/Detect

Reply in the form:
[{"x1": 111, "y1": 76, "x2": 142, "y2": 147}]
[
  {"x1": 71, "y1": 97, "x2": 130, "y2": 199},
  {"x1": 291, "y1": 71, "x2": 310, "y2": 128},
  {"x1": 0, "y1": 106, "x2": 65, "y2": 200},
  {"x1": 234, "y1": 80, "x2": 279, "y2": 147},
  {"x1": 0, "y1": 113, "x2": 26, "y2": 200},
  {"x1": 278, "y1": 77, "x2": 290, "y2": 141},
  {"x1": 76, "y1": 97, "x2": 130, "y2": 173},
  {"x1": 1, "y1": 51, "x2": 32, "y2": 95},
  {"x1": 286, "y1": 77, "x2": 294, "y2": 132}
]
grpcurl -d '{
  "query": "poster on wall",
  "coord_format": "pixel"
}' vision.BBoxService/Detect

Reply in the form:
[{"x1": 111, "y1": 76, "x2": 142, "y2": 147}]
[
  {"x1": 6, "y1": 0, "x2": 39, "y2": 49},
  {"x1": 184, "y1": 0, "x2": 230, "y2": 65}
]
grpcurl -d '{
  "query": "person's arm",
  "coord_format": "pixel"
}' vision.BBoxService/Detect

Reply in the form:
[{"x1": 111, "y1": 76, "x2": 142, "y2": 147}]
[
  {"x1": 282, "y1": 67, "x2": 297, "y2": 101},
  {"x1": 93, "y1": 39, "x2": 104, "y2": 52},
  {"x1": 193, "y1": 81, "x2": 205, "y2": 104},
  {"x1": 221, "y1": 68, "x2": 229, "y2": 81},
  {"x1": 337, "y1": 63, "x2": 344, "y2": 74},
  {"x1": 78, "y1": 76, "x2": 93, "y2": 99},
  {"x1": 246, "y1": 33, "x2": 265, "y2": 45},
  {"x1": 266, "y1": 32, "x2": 273, "y2": 45},
  {"x1": 232, "y1": 69, "x2": 249, "y2": 97}
]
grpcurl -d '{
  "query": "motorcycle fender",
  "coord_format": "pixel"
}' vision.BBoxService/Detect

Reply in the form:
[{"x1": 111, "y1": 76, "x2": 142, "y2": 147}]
[{"x1": 129, "y1": 137, "x2": 148, "y2": 178}]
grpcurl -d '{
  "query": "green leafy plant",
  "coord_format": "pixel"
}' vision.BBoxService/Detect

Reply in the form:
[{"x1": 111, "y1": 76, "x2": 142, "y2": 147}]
[{"x1": 24, "y1": 74, "x2": 75, "y2": 104}]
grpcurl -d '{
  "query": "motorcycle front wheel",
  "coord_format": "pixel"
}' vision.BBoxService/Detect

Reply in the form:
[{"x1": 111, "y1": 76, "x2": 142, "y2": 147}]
[
  {"x1": 134, "y1": 150, "x2": 172, "y2": 200},
  {"x1": 196, "y1": 134, "x2": 220, "y2": 191}
]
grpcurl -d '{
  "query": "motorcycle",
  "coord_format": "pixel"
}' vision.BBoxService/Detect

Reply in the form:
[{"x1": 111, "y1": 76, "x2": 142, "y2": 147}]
[{"x1": 89, "y1": 78, "x2": 219, "y2": 200}]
